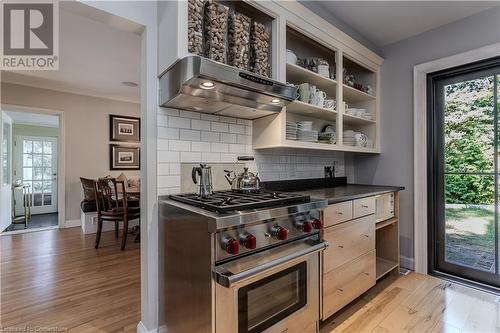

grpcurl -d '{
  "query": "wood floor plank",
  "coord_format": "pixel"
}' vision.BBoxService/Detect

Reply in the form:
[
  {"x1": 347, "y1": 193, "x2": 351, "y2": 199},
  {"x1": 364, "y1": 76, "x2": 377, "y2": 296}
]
[
  {"x1": 0, "y1": 228, "x2": 140, "y2": 332},
  {"x1": 321, "y1": 272, "x2": 500, "y2": 333}
]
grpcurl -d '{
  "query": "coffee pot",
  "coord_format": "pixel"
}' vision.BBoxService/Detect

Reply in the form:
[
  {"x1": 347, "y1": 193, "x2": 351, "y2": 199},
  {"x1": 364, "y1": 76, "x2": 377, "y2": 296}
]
[{"x1": 192, "y1": 164, "x2": 213, "y2": 198}]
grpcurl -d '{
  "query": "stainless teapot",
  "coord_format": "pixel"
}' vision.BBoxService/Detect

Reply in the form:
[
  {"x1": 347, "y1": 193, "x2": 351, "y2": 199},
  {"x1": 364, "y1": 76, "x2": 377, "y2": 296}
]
[{"x1": 224, "y1": 167, "x2": 261, "y2": 192}]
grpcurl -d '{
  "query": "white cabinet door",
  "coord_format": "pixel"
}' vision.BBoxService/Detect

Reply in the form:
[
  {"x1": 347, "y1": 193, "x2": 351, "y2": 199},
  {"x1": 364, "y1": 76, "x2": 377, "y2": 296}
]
[{"x1": 14, "y1": 136, "x2": 58, "y2": 215}]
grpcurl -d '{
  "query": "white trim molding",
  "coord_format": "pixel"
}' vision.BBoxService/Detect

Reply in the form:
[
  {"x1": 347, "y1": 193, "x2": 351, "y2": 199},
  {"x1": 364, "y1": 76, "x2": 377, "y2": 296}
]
[
  {"x1": 137, "y1": 321, "x2": 157, "y2": 333},
  {"x1": 413, "y1": 42, "x2": 500, "y2": 274}
]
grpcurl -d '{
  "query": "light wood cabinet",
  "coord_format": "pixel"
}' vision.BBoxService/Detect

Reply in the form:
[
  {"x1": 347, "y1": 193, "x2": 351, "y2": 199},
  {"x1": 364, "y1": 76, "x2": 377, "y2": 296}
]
[
  {"x1": 323, "y1": 201, "x2": 352, "y2": 227},
  {"x1": 321, "y1": 193, "x2": 400, "y2": 321},
  {"x1": 322, "y1": 250, "x2": 376, "y2": 319},
  {"x1": 323, "y1": 215, "x2": 375, "y2": 273},
  {"x1": 353, "y1": 196, "x2": 376, "y2": 218}
]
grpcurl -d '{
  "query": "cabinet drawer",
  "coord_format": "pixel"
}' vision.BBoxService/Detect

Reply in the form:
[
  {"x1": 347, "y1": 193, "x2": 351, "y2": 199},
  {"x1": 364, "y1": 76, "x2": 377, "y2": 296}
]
[
  {"x1": 323, "y1": 215, "x2": 375, "y2": 273},
  {"x1": 353, "y1": 196, "x2": 376, "y2": 218},
  {"x1": 322, "y1": 250, "x2": 376, "y2": 319},
  {"x1": 323, "y1": 201, "x2": 352, "y2": 227}
]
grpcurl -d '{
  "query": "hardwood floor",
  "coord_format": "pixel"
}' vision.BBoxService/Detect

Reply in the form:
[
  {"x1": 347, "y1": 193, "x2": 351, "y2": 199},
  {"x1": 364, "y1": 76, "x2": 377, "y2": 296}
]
[
  {"x1": 320, "y1": 272, "x2": 500, "y2": 333},
  {"x1": 2, "y1": 228, "x2": 499, "y2": 333},
  {"x1": 0, "y1": 228, "x2": 140, "y2": 332}
]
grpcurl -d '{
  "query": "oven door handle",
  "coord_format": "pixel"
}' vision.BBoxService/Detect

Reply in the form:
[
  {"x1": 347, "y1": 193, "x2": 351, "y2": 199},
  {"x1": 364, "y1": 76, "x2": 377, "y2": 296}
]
[{"x1": 215, "y1": 242, "x2": 328, "y2": 288}]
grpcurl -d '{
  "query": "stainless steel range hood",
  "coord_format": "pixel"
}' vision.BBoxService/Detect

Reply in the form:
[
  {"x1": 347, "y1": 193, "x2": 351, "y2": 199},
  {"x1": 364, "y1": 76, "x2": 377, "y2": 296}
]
[{"x1": 159, "y1": 56, "x2": 296, "y2": 120}]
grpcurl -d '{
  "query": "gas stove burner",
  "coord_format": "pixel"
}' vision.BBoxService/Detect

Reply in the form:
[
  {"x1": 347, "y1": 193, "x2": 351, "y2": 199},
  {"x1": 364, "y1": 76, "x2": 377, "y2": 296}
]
[
  {"x1": 219, "y1": 197, "x2": 234, "y2": 206},
  {"x1": 170, "y1": 190, "x2": 310, "y2": 213}
]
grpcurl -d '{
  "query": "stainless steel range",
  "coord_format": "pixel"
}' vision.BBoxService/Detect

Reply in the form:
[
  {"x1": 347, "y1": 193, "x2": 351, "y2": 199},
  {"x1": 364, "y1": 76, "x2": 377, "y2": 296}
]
[{"x1": 159, "y1": 190, "x2": 328, "y2": 333}]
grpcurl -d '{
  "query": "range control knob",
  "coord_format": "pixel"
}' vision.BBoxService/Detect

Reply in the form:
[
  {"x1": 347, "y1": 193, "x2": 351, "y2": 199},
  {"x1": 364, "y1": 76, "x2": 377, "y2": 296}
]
[
  {"x1": 223, "y1": 238, "x2": 239, "y2": 255},
  {"x1": 299, "y1": 221, "x2": 313, "y2": 233},
  {"x1": 312, "y1": 219, "x2": 323, "y2": 230},
  {"x1": 240, "y1": 233, "x2": 257, "y2": 249},
  {"x1": 271, "y1": 225, "x2": 289, "y2": 240}
]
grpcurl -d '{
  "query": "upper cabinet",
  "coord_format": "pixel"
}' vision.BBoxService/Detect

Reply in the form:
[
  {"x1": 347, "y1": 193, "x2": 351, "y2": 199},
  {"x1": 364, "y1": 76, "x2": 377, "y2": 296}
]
[{"x1": 160, "y1": 0, "x2": 383, "y2": 154}]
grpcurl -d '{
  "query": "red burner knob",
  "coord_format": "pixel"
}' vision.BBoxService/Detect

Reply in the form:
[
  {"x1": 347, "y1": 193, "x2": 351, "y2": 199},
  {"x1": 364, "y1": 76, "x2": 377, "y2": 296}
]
[
  {"x1": 312, "y1": 219, "x2": 323, "y2": 230},
  {"x1": 242, "y1": 234, "x2": 257, "y2": 249},
  {"x1": 225, "y1": 238, "x2": 239, "y2": 255},
  {"x1": 272, "y1": 225, "x2": 289, "y2": 240},
  {"x1": 301, "y1": 221, "x2": 313, "y2": 233}
]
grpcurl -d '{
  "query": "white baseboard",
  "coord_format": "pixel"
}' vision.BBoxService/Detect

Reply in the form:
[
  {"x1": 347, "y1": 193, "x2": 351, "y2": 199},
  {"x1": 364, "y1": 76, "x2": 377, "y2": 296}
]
[
  {"x1": 137, "y1": 321, "x2": 158, "y2": 333},
  {"x1": 400, "y1": 255, "x2": 415, "y2": 271},
  {"x1": 64, "y1": 219, "x2": 81, "y2": 228}
]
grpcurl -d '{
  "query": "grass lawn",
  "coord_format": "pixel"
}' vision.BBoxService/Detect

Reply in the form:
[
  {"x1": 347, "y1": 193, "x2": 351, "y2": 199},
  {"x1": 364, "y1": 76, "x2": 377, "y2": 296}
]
[{"x1": 445, "y1": 205, "x2": 495, "y2": 272}]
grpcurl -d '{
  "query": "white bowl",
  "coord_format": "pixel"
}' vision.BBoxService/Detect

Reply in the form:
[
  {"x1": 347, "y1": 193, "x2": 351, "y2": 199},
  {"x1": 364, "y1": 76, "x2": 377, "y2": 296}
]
[{"x1": 286, "y1": 49, "x2": 297, "y2": 65}]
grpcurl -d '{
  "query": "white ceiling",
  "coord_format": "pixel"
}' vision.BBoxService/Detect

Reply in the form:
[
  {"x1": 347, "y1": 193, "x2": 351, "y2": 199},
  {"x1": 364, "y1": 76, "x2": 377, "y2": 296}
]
[
  {"x1": 312, "y1": 1, "x2": 500, "y2": 47},
  {"x1": 2, "y1": 4, "x2": 141, "y2": 103},
  {"x1": 5, "y1": 111, "x2": 59, "y2": 128}
]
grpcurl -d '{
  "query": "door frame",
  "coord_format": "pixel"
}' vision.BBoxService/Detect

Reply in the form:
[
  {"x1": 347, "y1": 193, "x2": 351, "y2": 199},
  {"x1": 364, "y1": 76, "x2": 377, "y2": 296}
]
[
  {"x1": 0, "y1": 105, "x2": 66, "y2": 229},
  {"x1": 414, "y1": 42, "x2": 500, "y2": 274},
  {"x1": 14, "y1": 135, "x2": 59, "y2": 215},
  {"x1": 427, "y1": 61, "x2": 500, "y2": 287}
]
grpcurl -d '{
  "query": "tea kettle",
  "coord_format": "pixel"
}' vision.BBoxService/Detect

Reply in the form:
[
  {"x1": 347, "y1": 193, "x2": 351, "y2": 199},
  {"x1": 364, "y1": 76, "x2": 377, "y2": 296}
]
[
  {"x1": 192, "y1": 164, "x2": 213, "y2": 198},
  {"x1": 224, "y1": 156, "x2": 261, "y2": 193}
]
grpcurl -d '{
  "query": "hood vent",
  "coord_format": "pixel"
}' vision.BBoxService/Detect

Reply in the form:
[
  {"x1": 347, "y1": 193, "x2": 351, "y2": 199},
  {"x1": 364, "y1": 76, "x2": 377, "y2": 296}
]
[{"x1": 159, "y1": 56, "x2": 296, "y2": 120}]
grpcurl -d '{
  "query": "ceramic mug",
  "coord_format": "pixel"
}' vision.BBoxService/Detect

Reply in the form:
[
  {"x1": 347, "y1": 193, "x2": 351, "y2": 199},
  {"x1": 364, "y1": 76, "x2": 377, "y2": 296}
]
[
  {"x1": 313, "y1": 91, "x2": 327, "y2": 107},
  {"x1": 343, "y1": 101, "x2": 349, "y2": 112},
  {"x1": 324, "y1": 99, "x2": 336, "y2": 110},
  {"x1": 298, "y1": 83, "x2": 310, "y2": 103},
  {"x1": 317, "y1": 64, "x2": 329, "y2": 78}
]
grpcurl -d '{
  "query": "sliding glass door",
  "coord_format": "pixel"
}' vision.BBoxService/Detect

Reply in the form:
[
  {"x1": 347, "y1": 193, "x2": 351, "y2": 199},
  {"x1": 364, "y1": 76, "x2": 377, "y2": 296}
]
[{"x1": 428, "y1": 57, "x2": 500, "y2": 288}]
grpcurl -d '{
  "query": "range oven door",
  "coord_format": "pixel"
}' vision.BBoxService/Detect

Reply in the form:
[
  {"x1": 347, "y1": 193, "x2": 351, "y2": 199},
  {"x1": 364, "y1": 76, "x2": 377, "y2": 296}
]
[{"x1": 214, "y1": 237, "x2": 326, "y2": 333}]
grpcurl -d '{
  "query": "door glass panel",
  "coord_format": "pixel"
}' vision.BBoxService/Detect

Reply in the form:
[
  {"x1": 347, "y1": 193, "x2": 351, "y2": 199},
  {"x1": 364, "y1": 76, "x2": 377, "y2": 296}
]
[
  {"x1": 33, "y1": 141, "x2": 43, "y2": 154},
  {"x1": 33, "y1": 155, "x2": 42, "y2": 167},
  {"x1": 33, "y1": 193, "x2": 42, "y2": 206},
  {"x1": 43, "y1": 142, "x2": 52, "y2": 154},
  {"x1": 43, "y1": 194, "x2": 52, "y2": 205},
  {"x1": 23, "y1": 167, "x2": 32, "y2": 180},
  {"x1": 444, "y1": 77, "x2": 494, "y2": 173},
  {"x1": 43, "y1": 181, "x2": 51, "y2": 193},
  {"x1": 23, "y1": 154, "x2": 32, "y2": 167},
  {"x1": 23, "y1": 141, "x2": 32, "y2": 154},
  {"x1": 445, "y1": 174, "x2": 495, "y2": 272},
  {"x1": 33, "y1": 168, "x2": 43, "y2": 180}
]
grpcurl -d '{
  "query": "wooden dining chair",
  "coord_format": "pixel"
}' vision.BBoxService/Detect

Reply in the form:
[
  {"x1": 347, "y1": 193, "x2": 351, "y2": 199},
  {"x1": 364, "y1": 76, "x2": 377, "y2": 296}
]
[{"x1": 94, "y1": 177, "x2": 140, "y2": 250}]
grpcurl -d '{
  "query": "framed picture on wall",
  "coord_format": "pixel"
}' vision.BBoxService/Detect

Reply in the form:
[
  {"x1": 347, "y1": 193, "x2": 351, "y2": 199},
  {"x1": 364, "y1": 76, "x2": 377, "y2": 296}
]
[
  {"x1": 110, "y1": 145, "x2": 140, "y2": 170},
  {"x1": 110, "y1": 115, "x2": 140, "y2": 142}
]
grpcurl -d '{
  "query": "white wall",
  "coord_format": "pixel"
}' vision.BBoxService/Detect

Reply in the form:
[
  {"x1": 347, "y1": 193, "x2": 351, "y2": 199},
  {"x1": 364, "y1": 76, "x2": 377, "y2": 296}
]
[
  {"x1": 353, "y1": 7, "x2": 500, "y2": 268},
  {"x1": 157, "y1": 109, "x2": 350, "y2": 195},
  {"x1": 1, "y1": 83, "x2": 141, "y2": 222},
  {"x1": 0, "y1": 113, "x2": 12, "y2": 232}
]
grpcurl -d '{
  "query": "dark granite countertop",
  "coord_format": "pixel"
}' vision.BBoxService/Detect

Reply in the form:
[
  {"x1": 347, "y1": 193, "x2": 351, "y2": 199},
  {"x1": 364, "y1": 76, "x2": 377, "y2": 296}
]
[{"x1": 289, "y1": 184, "x2": 404, "y2": 204}]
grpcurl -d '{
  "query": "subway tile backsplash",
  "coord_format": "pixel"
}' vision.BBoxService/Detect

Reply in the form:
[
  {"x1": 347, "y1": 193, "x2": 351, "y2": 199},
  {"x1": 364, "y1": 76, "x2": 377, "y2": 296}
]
[{"x1": 157, "y1": 108, "x2": 349, "y2": 195}]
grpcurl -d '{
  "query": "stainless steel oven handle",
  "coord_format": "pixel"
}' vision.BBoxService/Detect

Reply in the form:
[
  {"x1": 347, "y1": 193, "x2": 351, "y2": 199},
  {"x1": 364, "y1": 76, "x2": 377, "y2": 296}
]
[{"x1": 215, "y1": 242, "x2": 328, "y2": 288}]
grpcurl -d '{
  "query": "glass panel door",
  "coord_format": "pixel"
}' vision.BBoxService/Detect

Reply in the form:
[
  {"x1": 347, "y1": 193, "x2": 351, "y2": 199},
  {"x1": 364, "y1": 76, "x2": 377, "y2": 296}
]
[
  {"x1": 15, "y1": 136, "x2": 57, "y2": 215},
  {"x1": 429, "y1": 58, "x2": 500, "y2": 287}
]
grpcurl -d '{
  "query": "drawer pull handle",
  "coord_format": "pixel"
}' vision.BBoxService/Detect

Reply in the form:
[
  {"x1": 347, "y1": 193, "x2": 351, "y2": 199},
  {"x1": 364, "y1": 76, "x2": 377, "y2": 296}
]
[
  {"x1": 364, "y1": 272, "x2": 369, "y2": 276},
  {"x1": 338, "y1": 245, "x2": 344, "y2": 248},
  {"x1": 338, "y1": 288, "x2": 344, "y2": 292},
  {"x1": 361, "y1": 205, "x2": 369, "y2": 208},
  {"x1": 363, "y1": 234, "x2": 369, "y2": 238},
  {"x1": 337, "y1": 211, "x2": 343, "y2": 215}
]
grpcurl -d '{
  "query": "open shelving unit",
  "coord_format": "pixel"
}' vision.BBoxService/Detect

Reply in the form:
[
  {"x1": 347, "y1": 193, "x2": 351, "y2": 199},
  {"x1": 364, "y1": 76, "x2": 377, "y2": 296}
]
[
  {"x1": 375, "y1": 192, "x2": 400, "y2": 280},
  {"x1": 252, "y1": 23, "x2": 381, "y2": 154}
]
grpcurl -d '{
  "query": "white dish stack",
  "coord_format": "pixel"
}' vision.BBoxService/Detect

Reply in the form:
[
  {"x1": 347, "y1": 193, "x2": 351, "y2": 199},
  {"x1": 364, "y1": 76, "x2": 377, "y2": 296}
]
[
  {"x1": 343, "y1": 130, "x2": 369, "y2": 147},
  {"x1": 296, "y1": 121, "x2": 318, "y2": 142},
  {"x1": 286, "y1": 121, "x2": 298, "y2": 140},
  {"x1": 345, "y1": 108, "x2": 373, "y2": 120}
]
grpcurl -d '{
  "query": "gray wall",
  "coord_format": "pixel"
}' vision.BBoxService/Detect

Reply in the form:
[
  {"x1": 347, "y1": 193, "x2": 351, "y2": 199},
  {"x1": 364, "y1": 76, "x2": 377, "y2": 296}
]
[
  {"x1": 298, "y1": 1, "x2": 381, "y2": 54},
  {"x1": 354, "y1": 7, "x2": 500, "y2": 267}
]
